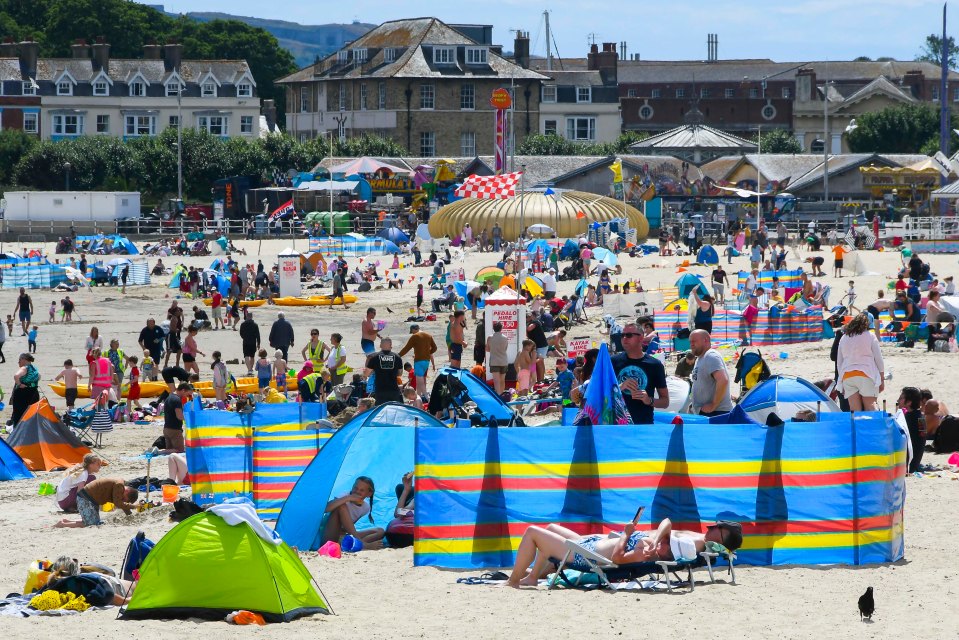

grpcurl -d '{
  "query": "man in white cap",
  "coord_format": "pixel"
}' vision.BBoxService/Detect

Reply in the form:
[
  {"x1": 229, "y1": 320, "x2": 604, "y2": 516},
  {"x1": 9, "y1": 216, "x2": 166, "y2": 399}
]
[
  {"x1": 542, "y1": 268, "x2": 557, "y2": 301},
  {"x1": 268, "y1": 311, "x2": 295, "y2": 361}
]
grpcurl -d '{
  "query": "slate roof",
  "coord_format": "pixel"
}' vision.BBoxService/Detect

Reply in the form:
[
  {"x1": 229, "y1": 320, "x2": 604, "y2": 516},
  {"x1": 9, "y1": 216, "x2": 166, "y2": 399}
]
[
  {"x1": 0, "y1": 57, "x2": 252, "y2": 84},
  {"x1": 629, "y1": 124, "x2": 757, "y2": 151},
  {"x1": 541, "y1": 70, "x2": 604, "y2": 86}
]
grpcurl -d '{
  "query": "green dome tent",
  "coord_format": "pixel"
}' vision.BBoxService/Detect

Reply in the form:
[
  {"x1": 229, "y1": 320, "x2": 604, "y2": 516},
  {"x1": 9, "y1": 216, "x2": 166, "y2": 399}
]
[{"x1": 120, "y1": 508, "x2": 330, "y2": 622}]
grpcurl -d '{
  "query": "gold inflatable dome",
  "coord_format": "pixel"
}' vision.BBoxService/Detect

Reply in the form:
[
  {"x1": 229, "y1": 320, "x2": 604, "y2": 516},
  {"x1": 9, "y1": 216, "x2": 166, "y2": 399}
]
[{"x1": 428, "y1": 191, "x2": 649, "y2": 242}]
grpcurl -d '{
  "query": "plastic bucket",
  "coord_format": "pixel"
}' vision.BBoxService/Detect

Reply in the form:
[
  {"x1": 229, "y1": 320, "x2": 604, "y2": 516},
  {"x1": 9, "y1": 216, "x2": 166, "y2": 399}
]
[
  {"x1": 341, "y1": 534, "x2": 364, "y2": 553},
  {"x1": 162, "y1": 485, "x2": 179, "y2": 503}
]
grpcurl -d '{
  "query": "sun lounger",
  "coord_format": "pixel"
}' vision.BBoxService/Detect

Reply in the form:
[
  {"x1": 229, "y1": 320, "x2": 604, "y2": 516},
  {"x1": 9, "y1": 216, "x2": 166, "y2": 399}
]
[{"x1": 547, "y1": 538, "x2": 736, "y2": 593}]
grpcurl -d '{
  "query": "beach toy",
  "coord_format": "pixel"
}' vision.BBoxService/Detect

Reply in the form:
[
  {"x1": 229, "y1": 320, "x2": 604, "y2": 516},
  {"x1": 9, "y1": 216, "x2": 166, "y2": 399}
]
[
  {"x1": 779, "y1": 352, "x2": 789, "y2": 359},
  {"x1": 162, "y1": 485, "x2": 179, "y2": 503},
  {"x1": 317, "y1": 541, "x2": 342, "y2": 559},
  {"x1": 103, "y1": 502, "x2": 115, "y2": 512},
  {"x1": 341, "y1": 534, "x2": 364, "y2": 553},
  {"x1": 37, "y1": 482, "x2": 56, "y2": 496},
  {"x1": 949, "y1": 453, "x2": 959, "y2": 466}
]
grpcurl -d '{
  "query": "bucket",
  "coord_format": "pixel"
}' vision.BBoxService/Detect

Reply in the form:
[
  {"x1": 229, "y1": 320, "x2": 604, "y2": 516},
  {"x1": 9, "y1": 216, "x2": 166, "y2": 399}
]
[
  {"x1": 341, "y1": 534, "x2": 364, "y2": 553},
  {"x1": 162, "y1": 485, "x2": 179, "y2": 503}
]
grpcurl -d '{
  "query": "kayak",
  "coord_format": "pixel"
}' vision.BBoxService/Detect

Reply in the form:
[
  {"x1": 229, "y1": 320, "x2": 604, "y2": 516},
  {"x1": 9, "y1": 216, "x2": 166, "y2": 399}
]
[
  {"x1": 202, "y1": 299, "x2": 267, "y2": 308},
  {"x1": 273, "y1": 295, "x2": 358, "y2": 307},
  {"x1": 48, "y1": 375, "x2": 299, "y2": 400}
]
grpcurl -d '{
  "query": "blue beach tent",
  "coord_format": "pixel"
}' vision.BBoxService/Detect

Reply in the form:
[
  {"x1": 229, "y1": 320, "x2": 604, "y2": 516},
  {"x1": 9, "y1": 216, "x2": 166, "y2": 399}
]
[
  {"x1": 738, "y1": 375, "x2": 841, "y2": 423},
  {"x1": 697, "y1": 245, "x2": 719, "y2": 265},
  {"x1": 0, "y1": 437, "x2": 34, "y2": 481}
]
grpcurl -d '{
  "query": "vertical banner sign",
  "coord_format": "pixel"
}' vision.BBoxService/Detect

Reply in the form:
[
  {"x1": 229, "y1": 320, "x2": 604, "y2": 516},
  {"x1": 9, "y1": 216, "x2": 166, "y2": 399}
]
[
  {"x1": 277, "y1": 254, "x2": 301, "y2": 298},
  {"x1": 490, "y1": 88, "x2": 512, "y2": 175}
]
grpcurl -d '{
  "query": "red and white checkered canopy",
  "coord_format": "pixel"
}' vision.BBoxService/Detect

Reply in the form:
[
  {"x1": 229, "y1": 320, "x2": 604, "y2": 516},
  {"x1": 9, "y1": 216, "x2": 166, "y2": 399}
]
[{"x1": 454, "y1": 171, "x2": 522, "y2": 199}]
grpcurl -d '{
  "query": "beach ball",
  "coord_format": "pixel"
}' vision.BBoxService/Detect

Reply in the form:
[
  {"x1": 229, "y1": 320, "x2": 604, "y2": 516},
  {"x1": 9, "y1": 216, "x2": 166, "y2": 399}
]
[{"x1": 779, "y1": 352, "x2": 789, "y2": 359}]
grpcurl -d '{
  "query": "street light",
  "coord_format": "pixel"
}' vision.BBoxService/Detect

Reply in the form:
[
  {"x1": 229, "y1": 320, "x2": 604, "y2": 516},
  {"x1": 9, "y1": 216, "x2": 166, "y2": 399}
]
[
  {"x1": 177, "y1": 81, "x2": 183, "y2": 202},
  {"x1": 63, "y1": 162, "x2": 71, "y2": 191}
]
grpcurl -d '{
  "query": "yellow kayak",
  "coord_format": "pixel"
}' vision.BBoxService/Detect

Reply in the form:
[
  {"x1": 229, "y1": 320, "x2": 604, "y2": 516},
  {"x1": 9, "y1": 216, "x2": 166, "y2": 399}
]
[
  {"x1": 202, "y1": 299, "x2": 267, "y2": 308},
  {"x1": 48, "y1": 376, "x2": 299, "y2": 400},
  {"x1": 273, "y1": 295, "x2": 358, "y2": 307}
]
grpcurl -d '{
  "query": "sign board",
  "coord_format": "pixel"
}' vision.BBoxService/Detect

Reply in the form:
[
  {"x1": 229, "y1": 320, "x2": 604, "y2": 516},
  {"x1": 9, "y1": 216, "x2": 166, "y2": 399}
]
[
  {"x1": 277, "y1": 253, "x2": 301, "y2": 298},
  {"x1": 449, "y1": 267, "x2": 465, "y2": 282},
  {"x1": 567, "y1": 337, "x2": 596, "y2": 358},
  {"x1": 484, "y1": 287, "x2": 527, "y2": 367},
  {"x1": 490, "y1": 88, "x2": 512, "y2": 110}
]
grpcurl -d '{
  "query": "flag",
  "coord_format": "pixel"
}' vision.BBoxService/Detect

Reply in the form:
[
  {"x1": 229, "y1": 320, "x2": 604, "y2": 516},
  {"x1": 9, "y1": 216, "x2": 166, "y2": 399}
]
[
  {"x1": 269, "y1": 199, "x2": 294, "y2": 222},
  {"x1": 544, "y1": 187, "x2": 555, "y2": 196},
  {"x1": 609, "y1": 159, "x2": 623, "y2": 184},
  {"x1": 576, "y1": 210, "x2": 586, "y2": 219},
  {"x1": 454, "y1": 171, "x2": 522, "y2": 199},
  {"x1": 574, "y1": 343, "x2": 631, "y2": 426}
]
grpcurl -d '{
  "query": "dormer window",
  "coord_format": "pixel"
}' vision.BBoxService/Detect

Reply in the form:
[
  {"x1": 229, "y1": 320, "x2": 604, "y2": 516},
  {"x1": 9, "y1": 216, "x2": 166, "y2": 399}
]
[
  {"x1": 94, "y1": 81, "x2": 108, "y2": 96},
  {"x1": 130, "y1": 81, "x2": 145, "y2": 97},
  {"x1": 237, "y1": 83, "x2": 252, "y2": 98},
  {"x1": 166, "y1": 81, "x2": 182, "y2": 97},
  {"x1": 465, "y1": 47, "x2": 488, "y2": 64},
  {"x1": 202, "y1": 82, "x2": 216, "y2": 97},
  {"x1": 57, "y1": 81, "x2": 72, "y2": 96},
  {"x1": 337, "y1": 50, "x2": 348, "y2": 63},
  {"x1": 22, "y1": 81, "x2": 36, "y2": 96},
  {"x1": 384, "y1": 48, "x2": 397, "y2": 63},
  {"x1": 576, "y1": 87, "x2": 591, "y2": 103},
  {"x1": 352, "y1": 48, "x2": 368, "y2": 63},
  {"x1": 433, "y1": 47, "x2": 455, "y2": 64}
]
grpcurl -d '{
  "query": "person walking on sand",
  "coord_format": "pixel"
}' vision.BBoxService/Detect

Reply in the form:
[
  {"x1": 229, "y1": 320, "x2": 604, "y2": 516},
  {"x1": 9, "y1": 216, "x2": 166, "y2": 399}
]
[
  {"x1": 361, "y1": 308, "x2": 380, "y2": 355},
  {"x1": 13, "y1": 287, "x2": 33, "y2": 336}
]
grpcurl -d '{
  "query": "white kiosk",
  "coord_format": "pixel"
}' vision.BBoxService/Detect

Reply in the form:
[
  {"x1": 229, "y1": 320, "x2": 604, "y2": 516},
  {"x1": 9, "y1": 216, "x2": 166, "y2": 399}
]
[{"x1": 277, "y1": 248, "x2": 302, "y2": 298}]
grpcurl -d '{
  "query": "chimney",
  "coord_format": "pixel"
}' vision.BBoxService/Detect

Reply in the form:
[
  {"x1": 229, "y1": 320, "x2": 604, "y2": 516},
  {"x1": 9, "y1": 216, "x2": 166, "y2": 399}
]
[
  {"x1": 17, "y1": 40, "x2": 38, "y2": 78},
  {"x1": 143, "y1": 41, "x2": 163, "y2": 60},
  {"x1": 588, "y1": 42, "x2": 618, "y2": 85},
  {"x1": 91, "y1": 36, "x2": 110, "y2": 70},
  {"x1": 513, "y1": 30, "x2": 529, "y2": 69},
  {"x1": 795, "y1": 67, "x2": 817, "y2": 102},
  {"x1": 707, "y1": 34, "x2": 718, "y2": 62},
  {"x1": 71, "y1": 39, "x2": 90, "y2": 59},
  {"x1": 164, "y1": 41, "x2": 183, "y2": 72},
  {"x1": 262, "y1": 99, "x2": 276, "y2": 133},
  {"x1": 0, "y1": 38, "x2": 17, "y2": 58},
  {"x1": 903, "y1": 70, "x2": 925, "y2": 99}
]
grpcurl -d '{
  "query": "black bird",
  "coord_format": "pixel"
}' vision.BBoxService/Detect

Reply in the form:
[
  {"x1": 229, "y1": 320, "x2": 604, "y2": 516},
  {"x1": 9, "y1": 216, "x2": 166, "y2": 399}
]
[
  {"x1": 387, "y1": 307, "x2": 394, "y2": 314},
  {"x1": 858, "y1": 586, "x2": 874, "y2": 621}
]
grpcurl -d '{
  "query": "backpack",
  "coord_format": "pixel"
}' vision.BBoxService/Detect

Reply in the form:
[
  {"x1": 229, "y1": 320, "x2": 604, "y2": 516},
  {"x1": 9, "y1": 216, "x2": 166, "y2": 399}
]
[{"x1": 169, "y1": 498, "x2": 204, "y2": 523}]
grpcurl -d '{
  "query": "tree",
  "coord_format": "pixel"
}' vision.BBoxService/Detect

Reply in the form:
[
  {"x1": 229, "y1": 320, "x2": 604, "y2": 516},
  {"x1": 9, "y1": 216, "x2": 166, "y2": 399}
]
[
  {"x1": 845, "y1": 103, "x2": 949, "y2": 153},
  {"x1": 752, "y1": 128, "x2": 803, "y2": 154},
  {"x1": 916, "y1": 33, "x2": 959, "y2": 69},
  {"x1": 0, "y1": 130, "x2": 39, "y2": 186}
]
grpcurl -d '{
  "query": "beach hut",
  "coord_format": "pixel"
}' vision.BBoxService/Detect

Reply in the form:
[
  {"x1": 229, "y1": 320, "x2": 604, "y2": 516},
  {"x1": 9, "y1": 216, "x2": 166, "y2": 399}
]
[
  {"x1": 276, "y1": 404, "x2": 444, "y2": 551},
  {"x1": 121, "y1": 504, "x2": 330, "y2": 622},
  {"x1": 6, "y1": 399, "x2": 90, "y2": 471},
  {"x1": 738, "y1": 375, "x2": 841, "y2": 423},
  {"x1": 697, "y1": 245, "x2": 719, "y2": 265},
  {"x1": 0, "y1": 437, "x2": 33, "y2": 481}
]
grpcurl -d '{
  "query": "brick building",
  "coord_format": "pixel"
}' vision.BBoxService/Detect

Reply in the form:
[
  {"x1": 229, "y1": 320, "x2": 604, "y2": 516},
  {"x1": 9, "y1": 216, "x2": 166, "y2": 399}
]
[{"x1": 276, "y1": 17, "x2": 547, "y2": 157}]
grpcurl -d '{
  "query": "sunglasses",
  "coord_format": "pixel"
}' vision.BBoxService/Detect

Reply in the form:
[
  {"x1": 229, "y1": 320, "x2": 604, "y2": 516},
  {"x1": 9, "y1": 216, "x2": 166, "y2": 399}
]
[{"x1": 622, "y1": 333, "x2": 641, "y2": 338}]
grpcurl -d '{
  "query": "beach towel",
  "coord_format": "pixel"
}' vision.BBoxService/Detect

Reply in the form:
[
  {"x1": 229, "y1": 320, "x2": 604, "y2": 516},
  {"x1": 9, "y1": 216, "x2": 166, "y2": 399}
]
[{"x1": 210, "y1": 500, "x2": 281, "y2": 545}]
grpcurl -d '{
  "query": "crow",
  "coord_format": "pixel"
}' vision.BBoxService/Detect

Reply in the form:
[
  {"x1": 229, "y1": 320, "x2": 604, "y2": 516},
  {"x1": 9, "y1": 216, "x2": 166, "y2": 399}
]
[{"x1": 858, "y1": 586, "x2": 874, "y2": 621}]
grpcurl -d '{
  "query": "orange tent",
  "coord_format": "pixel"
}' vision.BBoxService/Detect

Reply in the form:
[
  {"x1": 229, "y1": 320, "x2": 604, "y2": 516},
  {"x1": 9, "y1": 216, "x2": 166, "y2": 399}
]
[{"x1": 5, "y1": 399, "x2": 90, "y2": 471}]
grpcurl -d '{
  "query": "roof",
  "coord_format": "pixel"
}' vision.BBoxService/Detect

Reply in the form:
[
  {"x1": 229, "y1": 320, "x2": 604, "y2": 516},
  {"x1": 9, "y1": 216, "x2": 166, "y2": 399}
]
[
  {"x1": 278, "y1": 17, "x2": 546, "y2": 83},
  {"x1": 629, "y1": 124, "x2": 758, "y2": 151},
  {"x1": 0, "y1": 57, "x2": 251, "y2": 84},
  {"x1": 541, "y1": 70, "x2": 604, "y2": 86},
  {"x1": 699, "y1": 155, "x2": 745, "y2": 181},
  {"x1": 839, "y1": 75, "x2": 916, "y2": 107}
]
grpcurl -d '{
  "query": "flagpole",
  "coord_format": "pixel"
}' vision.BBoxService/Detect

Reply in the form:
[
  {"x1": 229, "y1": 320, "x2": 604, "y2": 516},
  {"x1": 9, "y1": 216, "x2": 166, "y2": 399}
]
[{"x1": 517, "y1": 165, "x2": 526, "y2": 360}]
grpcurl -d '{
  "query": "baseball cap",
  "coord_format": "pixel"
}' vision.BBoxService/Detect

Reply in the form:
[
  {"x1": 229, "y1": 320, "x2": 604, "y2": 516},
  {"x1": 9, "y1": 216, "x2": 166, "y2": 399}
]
[{"x1": 707, "y1": 520, "x2": 744, "y2": 551}]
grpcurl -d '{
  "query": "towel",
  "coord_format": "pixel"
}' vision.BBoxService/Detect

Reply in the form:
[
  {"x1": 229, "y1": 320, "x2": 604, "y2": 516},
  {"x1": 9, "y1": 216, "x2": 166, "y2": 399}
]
[
  {"x1": 210, "y1": 500, "x2": 281, "y2": 545},
  {"x1": 669, "y1": 535, "x2": 698, "y2": 562}
]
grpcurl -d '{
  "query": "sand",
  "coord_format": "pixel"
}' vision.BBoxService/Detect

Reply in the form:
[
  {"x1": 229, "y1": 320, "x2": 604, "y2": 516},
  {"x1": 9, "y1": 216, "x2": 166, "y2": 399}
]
[{"x1": 0, "y1": 237, "x2": 956, "y2": 639}]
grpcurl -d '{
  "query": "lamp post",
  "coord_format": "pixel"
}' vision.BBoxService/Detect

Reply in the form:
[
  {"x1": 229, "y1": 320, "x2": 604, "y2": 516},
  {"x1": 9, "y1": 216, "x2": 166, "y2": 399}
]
[
  {"x1": 63, "y1": 162, "x2": 71, "y2": 191},
  {"x1": 177, "y1": 81, "x2": 183, "y2": 203}
]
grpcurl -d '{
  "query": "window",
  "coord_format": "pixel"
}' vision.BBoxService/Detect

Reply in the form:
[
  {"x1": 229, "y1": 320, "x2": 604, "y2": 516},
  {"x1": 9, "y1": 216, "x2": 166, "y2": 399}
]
[
  {"x1": 810, "y1": 139, "x2": 825, "y2": 154},
  {"x1": 129, "y1": 81, "x2": 145, "y2": 97},
  {"x1": 460, "y1": 83, "x2": 474, "y2": 110},
  {"x1": 420, "y1": 83, "x2": 434, "y2": 109},
  {"x1": 675, "y1": 88, "x2": 685, "y2": 98},
  {"x1": 57, "y1": 81, "x2": 72, "y2": 96},
  {"x1": 378, "y1": 82, "x2": 386, "y2": 109},
  {"x1": 420, "y1": 131, "x2": 435, "y2": 156},
  {"x1": 237, "y1": 83, "x2": 252, "y2": 98},
  {"x1": 932, "y1": 86, "x2": 940, "y2": 101},
  {"x1": 197, "y1": 115, "x2": 227, "y2": 135},
  {"x1": 542, "y1": 85, "x2": 557, "y2": 103},
  {"x1": 761, "y1": 103, "x2": 777, "y2": 120},
  {"x1": 460, "y1": 131, "x2": 476, "y2": 156},
  {"x1": 352, "y1": 48, "x2": 368, "y2": 62},
  {"x1": 576, "y1": 87, "x2": 591, "y2": 103},
  {"x1": 566, "y1": 116, "x2": 596, "y2": 141},
  {"x1": 700, "y1": 87, "x2": 711, "y2": 98},
  {"x1": 300, "y1": 86, "x2": 310, "y2": 112},
  {"x1": 22, "y1": 80, "x2": 36, "y2": 96},
  {"x1": 725, "y1": 88, "x2": 735, "y2": 98},
  {"x1": 52, "y1": 114, "x2": 84, "y2": 135},
  {"x1": 359, "y1": 83, "x2": 367, "y2": 110},
  {"x1": 954, "y1": 87, "x2": 959, "y2": 102},
  {"x1": 782, "y1": 87, "x2": 792, "y2": 99},
  {"x1": 465, "y1": 47, "x2": 487, "y2": 64},
  {"x1": 651, "y1": 88, "x2": 661, "y2": 98},
  {"x1": 23, "y1": 113, "x2": 38, "y2": 133},
  {"x1": 169, "y1": 115, "x2": 179, "y2": 128},
  {"x1": 240, "y1": 115, "x2": 253, "y2": 134},
  {"x1": 639, "y1": 104, "x2": 654, "y2": 120},
  {"x1": 338, "y1": 83, "x2": 346, "y2": 110},
  {"x1": 627, "y1": 88, "x2": 637, "y2": 98},
  {"x1": 384, "y1": 48, "x2": 397, "y2": 63},
  {"x1": 202, "y1": 82, "x2": 216, "y2": 97},
  {"x1": 433, "y1": 47, "x2": 455, "y2": 64},
  {"x1": 749, "y1": 87, "x2": 759, "y2": 98},
  {"x1": 544, "y1": 120, "x2": 557, "y2": 135},
  {"x1": 166, "y1": 82, "x2": 182, "y2": 97},
  {"x1": 93, "y1": 80, "x2": 108, "y2": 96},
  {"x1": 124, "y1": 115, "x2": 156, "y2": 137},
  {"x1": 337, "y1": 119, "x2": 347, "y2": 141},
  {"x1": 337, "y1": 50, "x2": 348, "y2": 63},
  {"x1": 96, "y1": 114, "x2": 110, "y2": 133}
]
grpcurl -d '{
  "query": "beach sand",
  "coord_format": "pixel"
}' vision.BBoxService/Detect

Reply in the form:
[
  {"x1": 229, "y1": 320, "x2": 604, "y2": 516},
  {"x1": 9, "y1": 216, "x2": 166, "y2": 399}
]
[{"x1": 0, "y1": 237, "x2": 956, "y2": 639}]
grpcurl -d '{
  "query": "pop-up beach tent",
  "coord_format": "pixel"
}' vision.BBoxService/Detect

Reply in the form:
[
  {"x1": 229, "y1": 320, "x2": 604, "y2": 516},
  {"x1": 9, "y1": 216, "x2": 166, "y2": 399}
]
[
  {"x1": 121, "y1": 505, "x2": 329, "y2": 622},
  {"x1": 697, "y1": 244, "x2": 719, "y2": 265},
  {"x1": 675, "y1": 272, "x2": 708, "y2": 298},
  {"x1": 0, "y1": 437, "x2": 33, "y2": 480},
  {"x1": 6, "y1": 399, "x2": 90, "y2": 471},
  {"x1": 276, "y1": 403, "x2": 444, "y2": 550},
  {"x1": 738, "y1": 375, "x2": 840, "y2": 424}
]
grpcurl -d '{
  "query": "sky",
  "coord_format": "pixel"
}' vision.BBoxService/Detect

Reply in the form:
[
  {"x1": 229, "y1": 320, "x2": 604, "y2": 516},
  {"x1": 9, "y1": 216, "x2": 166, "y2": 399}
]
[{"x1": 151, "y1": 0, "x2": 950, "y2": 63}]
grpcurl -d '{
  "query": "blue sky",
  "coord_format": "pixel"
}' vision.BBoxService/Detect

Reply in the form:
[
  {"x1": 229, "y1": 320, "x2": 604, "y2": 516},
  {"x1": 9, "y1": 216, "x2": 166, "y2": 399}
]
[{"x1": 154, "y1": 0, "x2": 950, "y2": 62}]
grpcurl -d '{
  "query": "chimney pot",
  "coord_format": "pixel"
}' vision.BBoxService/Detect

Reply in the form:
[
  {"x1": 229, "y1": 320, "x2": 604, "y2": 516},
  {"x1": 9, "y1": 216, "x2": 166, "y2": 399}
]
[{"x1": 91, "y1": 37, "x2": 110, "y2": 70}]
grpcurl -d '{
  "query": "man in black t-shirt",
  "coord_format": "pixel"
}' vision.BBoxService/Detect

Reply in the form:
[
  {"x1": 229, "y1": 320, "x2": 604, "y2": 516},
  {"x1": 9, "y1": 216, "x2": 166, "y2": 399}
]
[
  {"x1": 162, "y1": 383, "x2": 192, "y2": 452},
  {"x1": 365, "y1": 338, "x2": 404, "y2": 405},
  {"x1": 138, "y1": 318, "x2": 166, "y2": 363},
  {"x1": 527, "y1": 311, "x2": 549, "y2": 381},
  {"x1": 610, "y1": 322, "x2": 669, "y2": 424}
]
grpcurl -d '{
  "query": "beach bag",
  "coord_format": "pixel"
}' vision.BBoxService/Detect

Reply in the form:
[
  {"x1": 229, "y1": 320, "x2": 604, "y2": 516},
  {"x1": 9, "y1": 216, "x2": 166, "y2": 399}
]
[{"x1": 934, "y1": 339, "x2": 950, "y2": 352}]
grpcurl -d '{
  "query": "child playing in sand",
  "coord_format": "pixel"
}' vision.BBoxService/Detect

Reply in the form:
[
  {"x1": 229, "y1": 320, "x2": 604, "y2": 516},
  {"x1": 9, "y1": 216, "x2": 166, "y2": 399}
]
[
  {"x1": 55, "y1": 359, "x2": 83, "y2": 410},
  {"x1": 28, "y1": 325, "x2": 38, "y2": 353},
  {"x1": 6, "y1": 315, "x2": 13, "y2": 337},
  {"x1": 211, "y1": 350, "x2": 228, "y2": 404},
  {"x1": 322, "y1": 476, "x2": 385, "y2": 549},
  {"x1": 141, "y1": 350, "x2": 157, "y2": 382},
  {"x1": 273, "y1": 349, "x2": 288, "y2": 396},
  {"x1": 255, "y1": 349, "x2": 272, "y2": 397},
  {"x1": 416, "y1": 284, "x2": 424, "y2": 315},
  {"x1": 317, "y1": 369, "x2": 332, "y2": 409},
  {"x1": 403, "y1": 386, "x2": 423, "y2": 410},
  {"x1": 48, "y1": 301, "x2": 56, "y2": 323},
  {"x1": 125, "y1": 355, "x2": 141, "y2": 420}
]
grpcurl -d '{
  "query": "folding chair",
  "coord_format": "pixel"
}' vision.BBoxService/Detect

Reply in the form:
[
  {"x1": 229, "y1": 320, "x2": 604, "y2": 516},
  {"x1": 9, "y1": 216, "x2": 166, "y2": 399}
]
[
  {"x1": 88, "y1": 390, "x2": 114, "y2": 448},
  {"x1": 64, "y1": 402, "x2": 98, "y2": 447}
]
